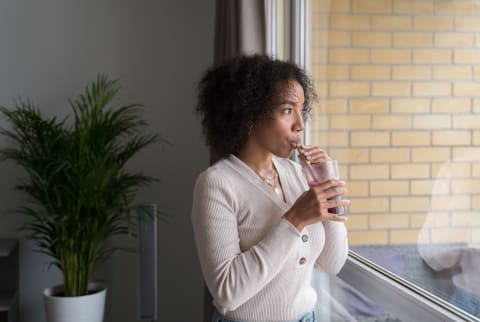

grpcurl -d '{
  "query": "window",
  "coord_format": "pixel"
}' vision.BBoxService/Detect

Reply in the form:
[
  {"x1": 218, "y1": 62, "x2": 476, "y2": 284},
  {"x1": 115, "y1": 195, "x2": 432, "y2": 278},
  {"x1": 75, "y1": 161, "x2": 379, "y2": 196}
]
[{"x1": 302, "y1": 0, "x2": 480, "y2": 320}]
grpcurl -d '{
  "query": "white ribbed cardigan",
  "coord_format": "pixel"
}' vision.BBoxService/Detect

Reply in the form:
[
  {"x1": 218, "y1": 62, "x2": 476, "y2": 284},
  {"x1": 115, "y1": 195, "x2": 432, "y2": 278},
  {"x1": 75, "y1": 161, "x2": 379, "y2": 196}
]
[{"x1": 192, "y1": 155, "x2": 348, "y2": 321}]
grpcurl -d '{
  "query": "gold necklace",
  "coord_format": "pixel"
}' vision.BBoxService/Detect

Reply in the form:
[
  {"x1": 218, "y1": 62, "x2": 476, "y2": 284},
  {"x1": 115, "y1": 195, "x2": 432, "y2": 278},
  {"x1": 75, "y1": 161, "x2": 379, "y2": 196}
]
[{"x1": 257, "y1": 167, "x2": 282, "y2": 196}]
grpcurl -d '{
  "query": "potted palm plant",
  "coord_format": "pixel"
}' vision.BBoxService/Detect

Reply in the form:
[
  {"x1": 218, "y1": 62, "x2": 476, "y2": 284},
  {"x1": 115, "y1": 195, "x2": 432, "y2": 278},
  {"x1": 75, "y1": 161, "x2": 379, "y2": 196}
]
[{"x1": 0, "y1": 75, "x2": 162, "y2": 322}]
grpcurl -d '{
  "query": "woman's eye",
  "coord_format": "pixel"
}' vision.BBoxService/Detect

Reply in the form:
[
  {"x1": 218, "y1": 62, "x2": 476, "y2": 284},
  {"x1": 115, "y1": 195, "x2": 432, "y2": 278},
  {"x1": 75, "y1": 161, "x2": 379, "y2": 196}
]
[{"x1": 281, "y1": 108, "x2": 293, "y2": 115}]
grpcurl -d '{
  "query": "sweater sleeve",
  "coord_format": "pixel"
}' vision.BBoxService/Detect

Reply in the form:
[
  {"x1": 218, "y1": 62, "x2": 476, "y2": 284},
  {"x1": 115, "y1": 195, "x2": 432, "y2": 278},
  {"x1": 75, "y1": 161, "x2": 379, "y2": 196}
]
[
  {"x1": 314, "y1": 221, "x2": 349, "y2": 274},
  {"x1": 191, "y1": 170, "x2": 300, "y2": 312}
]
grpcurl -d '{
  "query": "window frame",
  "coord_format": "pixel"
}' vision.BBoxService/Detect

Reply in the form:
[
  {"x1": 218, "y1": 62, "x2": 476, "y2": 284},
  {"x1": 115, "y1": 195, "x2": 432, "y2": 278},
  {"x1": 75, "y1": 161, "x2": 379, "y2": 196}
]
[{"x1": 266, "y1": 1, "x2": 480, "y2": 321}]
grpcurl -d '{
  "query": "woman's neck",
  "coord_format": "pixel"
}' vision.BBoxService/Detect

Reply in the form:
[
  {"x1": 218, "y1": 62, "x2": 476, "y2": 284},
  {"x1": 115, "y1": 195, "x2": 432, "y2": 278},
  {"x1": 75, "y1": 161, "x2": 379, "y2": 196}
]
[{"x1": 237, "y1": 142, "x2": 274, "y2": 173}]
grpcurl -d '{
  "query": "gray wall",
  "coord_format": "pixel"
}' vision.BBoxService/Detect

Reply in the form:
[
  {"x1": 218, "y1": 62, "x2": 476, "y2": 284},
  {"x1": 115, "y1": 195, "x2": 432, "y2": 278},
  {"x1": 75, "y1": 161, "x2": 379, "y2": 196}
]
[{"x1": 0, "y1": 1, "x2": 213, "y2": 321}]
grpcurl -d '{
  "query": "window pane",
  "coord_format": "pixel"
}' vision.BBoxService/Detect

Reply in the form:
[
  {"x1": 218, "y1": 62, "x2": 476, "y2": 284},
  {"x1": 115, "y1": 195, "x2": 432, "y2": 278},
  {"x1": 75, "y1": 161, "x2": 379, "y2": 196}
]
[{"x1": 308, "y1": 0, "x2": 480, "y2": 318}]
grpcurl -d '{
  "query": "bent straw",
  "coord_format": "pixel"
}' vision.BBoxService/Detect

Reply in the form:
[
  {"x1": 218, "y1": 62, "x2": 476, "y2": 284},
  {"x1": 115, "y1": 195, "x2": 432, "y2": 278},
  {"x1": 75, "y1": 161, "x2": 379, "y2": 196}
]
[{"x1": 296, "y1": 145, "x2": 321, "y2": 184}]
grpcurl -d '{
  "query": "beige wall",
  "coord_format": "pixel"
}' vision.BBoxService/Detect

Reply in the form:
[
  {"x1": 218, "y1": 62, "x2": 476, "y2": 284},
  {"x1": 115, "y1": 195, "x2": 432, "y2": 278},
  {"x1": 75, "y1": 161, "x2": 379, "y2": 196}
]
[{"x1": 309, "y1": 0, "x2": 480, "y2": 246}]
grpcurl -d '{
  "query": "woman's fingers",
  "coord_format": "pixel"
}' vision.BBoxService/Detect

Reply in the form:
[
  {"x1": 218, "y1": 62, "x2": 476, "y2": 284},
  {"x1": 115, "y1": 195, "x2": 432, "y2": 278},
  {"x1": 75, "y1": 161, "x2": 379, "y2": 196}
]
[{"x1": 300, "y1": 145, "x2": 329, "y2": 163}]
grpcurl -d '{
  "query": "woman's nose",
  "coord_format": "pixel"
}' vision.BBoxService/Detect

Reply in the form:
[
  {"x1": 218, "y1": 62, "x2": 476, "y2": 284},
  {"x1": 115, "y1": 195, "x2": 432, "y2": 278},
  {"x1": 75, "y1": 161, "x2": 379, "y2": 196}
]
[{"x1": 293, "y1": 111, "x2": 304, "y2": 132}]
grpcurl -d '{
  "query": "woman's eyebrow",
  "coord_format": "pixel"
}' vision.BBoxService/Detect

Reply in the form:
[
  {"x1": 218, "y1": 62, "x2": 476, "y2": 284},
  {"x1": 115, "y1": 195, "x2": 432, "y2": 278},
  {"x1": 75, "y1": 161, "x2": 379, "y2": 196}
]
[{"x1": 278, "y1": 100, "x2": 298, "y2": 106}]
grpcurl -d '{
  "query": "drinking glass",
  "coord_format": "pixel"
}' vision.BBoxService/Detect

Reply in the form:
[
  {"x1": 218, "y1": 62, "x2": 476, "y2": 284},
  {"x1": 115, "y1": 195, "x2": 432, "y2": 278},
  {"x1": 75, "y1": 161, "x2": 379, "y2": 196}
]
[{"x1": 302, "y1": 160, "x2": 346, "y2": 216}]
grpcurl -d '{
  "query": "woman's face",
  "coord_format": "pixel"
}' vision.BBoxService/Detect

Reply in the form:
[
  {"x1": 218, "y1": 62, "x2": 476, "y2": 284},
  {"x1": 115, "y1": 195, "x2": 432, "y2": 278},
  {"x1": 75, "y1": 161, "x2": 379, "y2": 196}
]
[{"x1": 250, "y1": 80, "x2": 305, "y2": 158}]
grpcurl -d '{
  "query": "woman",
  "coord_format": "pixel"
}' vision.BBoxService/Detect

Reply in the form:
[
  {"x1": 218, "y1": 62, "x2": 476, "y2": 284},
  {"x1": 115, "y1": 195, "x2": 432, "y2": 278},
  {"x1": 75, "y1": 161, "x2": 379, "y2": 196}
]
[{"x1": 192, "y1": 55, "x2": 349, "y2": 322}]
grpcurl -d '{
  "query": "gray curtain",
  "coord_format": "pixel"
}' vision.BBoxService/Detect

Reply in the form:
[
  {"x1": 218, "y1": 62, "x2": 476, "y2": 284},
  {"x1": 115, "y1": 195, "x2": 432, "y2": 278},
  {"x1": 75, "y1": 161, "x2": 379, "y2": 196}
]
[
  {"x1": 204, "y1": 2, "x2": 267, "y2": 321},
  {"x1": 214, "y1": 0, "x2": 267, "y2": 64}
]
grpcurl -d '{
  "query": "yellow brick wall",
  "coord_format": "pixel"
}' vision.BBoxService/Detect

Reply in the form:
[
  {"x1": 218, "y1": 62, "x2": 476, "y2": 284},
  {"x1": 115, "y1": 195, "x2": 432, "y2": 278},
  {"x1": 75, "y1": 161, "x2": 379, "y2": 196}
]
[{"x1": 309, "y1": 0, "x2": 480, "y2": 246}]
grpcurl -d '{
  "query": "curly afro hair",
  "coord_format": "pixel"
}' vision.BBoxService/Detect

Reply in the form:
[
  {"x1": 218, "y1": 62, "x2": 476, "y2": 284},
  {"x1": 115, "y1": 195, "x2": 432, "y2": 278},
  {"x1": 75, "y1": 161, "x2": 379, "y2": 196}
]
[{"x1": 196, "y1": 54, "x2": 316, "y2": 160}]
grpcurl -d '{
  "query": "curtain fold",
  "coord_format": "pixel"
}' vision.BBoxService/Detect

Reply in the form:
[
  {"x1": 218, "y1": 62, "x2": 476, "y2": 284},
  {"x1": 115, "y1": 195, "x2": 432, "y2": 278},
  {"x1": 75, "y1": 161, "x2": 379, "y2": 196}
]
[
  {"x1": 203, "y1": 2, "x2": 268, "y2": 321},
  {"x1": 214, "y1": 0, "x2": 267, "y2": 64}
]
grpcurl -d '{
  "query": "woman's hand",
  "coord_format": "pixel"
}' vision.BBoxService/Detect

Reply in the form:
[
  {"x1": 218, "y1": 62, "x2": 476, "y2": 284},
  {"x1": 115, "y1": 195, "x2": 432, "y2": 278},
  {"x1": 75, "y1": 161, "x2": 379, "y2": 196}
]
[
  {"x1": 297, "y1": 145, "x2": 329, "y2": 164},
  {"x1": 284, "y1": 179, "x2": 349, "y2": 231}
]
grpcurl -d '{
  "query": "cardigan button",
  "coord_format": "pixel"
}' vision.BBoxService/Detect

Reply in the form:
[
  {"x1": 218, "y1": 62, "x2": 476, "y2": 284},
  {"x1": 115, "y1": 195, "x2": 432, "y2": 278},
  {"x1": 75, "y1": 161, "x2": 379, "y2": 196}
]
[
  {"x1": 301, "y1": 234, "x2": 308, "y2": 242},
  {"x1": 299, "y1": 257, "x2": 307, "y2": 265}
]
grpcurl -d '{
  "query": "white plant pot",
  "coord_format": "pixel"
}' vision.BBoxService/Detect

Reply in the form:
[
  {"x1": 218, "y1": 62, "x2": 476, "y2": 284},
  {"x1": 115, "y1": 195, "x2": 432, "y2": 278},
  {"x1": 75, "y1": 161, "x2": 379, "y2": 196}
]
[{"x1": 43, "y1": 282, "x2": 107, "y2": 322}]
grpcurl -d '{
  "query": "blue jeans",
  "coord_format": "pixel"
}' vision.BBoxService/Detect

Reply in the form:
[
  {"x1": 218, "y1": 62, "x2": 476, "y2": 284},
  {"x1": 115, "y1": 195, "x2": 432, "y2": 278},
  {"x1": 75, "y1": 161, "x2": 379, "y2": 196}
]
[{"x1": 212, "y1": 310, "x2": 317, "y2": 322}]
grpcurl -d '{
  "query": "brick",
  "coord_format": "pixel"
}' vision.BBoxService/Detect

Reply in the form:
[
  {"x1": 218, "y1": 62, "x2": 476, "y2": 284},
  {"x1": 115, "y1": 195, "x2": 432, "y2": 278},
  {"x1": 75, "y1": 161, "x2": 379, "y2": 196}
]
[
  {"x1": 431, "y1": 228, "x2": 470, "y2": 243},
  {"x1": 474, "y1": 131, "x2": 480, "y2": 145},
  {"x1": 474, "y1": 99, "x2": 480, "y2": 112},
  {"x1": 372, "y1": 115, "x2": 411, "y2": 129},
  {"x1": 371, "y1": 15, "x2": 412, "y2": 31},
  {"x1": 393, "y1": 66, "x2": 430, "y2": 80},
  {"x1": 329, "y1": 15, "x2": 370, "y2": 31},
  {"x1": 413, "y1": 115, "x2": 451, "y2": 129},
  {"x1": 316, "y1": 99, "x2": 348, "y2": 114},
  {"x1": 352, "y1": 32, "x2": 391, "y2": 47},
  {"x1": 311, "y1": 48, "x2": 328, "y2": 63},
  {"x1": 391, "y1": 98, "x2": 430, "y2": 114},
  {"x1": 412, "y1": 147, "x2": 451, "y2": 162},
  {"x1": 452, "y1": 179, "x2": 480, "y2": 194},
  {"x1": 372, "y1": 82, "x2": 411, "y2": 96},
  {"x1": 435, "y1": 32, "x2": 473, "y2": 48},
  {"x1": 339, "y1": 164, "x2": 348, "y2": 179},
  {"x1": 454, "y1": 50, "x2": 480, "y2": 64},
  {"x1": 350, "y1": 99, "x2": 389, "y2": 113},
  {"x1": 413, "y1": 82, "x2": 451, "y2": 97},
  {"x1": 312, "y1": 0, "x2": 351, "y2": 13},
  {"x1": 430, "y1": 195, "x2": 471, "y2": 210},
  {"x1": 372, "y1": 49, "x2": 411, "y2": 64},
  {"x1": 311, "y1": 31, "x2": 351, "y2": 47},
  {"x1": 474, "y1": 163, "x2": 480, "y2": 177},
  {"x1": 435, "y1": 0, "x2": 475, "y2": 15},
  {"x1": 331, "y1": 115, "x2": 371, "y2": 129},
  {"x1": 432, "y1": 66, "x2": 472, "y2": 81},
  {"x1": 475, "y1": 67, "x2": 480, "y2": 81},
  {"x1": 432, "y1": 99, "x2": 471, "y2": 113},
  {"x1": 391, "y1": 164, "x2": 430, "y2": 179},
  {"x1": 349, "y1": 197, "x2": 390, "y2": 213},
  {"x1": 410, "y1": 213, "x2": 449, "y2": 228},
  {"x1": 351, "y1": 131, "x2": 390, "y2": 146},
  {"x1": 390, "y1": 230, "x2": 421, "y2": 244},
  {"x1": 451, "y1": 211, "x2": 475, "y2": 227},
  {"x1": 345, "y1": 181, "x2": 369, "y2": 196},
  {"x1": 476, "y1": 34, "x2": 480, "y2": 48},
  {"x1": 370, "y1": 214, "x2": 409, "y2": 229},
  {"x1": 371, "y1": 181, "x2": 409, "y2": 196},
  {"x1": 472, "y1": 195, "x2": 480, "y2": 208},
  {"x1": 453, "y1": 115, "x2": 480, "y2": 129},
  {"x1": 394, "y1": 32, "x2": 433, "y2": 48},
  {"x1": 391, "y1": 197, "x2": 430, "y2": 212},
  {"x1": 313, "y1": 65, "x2": 350, "y2": 81},
  {"x1": 309, "y1": 113, "x2": 329, "y2": 130},
  {"x1": 411, "y1": 179, "x2": 450, "y2": 195},
  {"x1": 414, "y1": 16, "x2": 453, "y2": 31},
  {"x1": 392, "y1": 131, "x2": 430, "y2": 146},
  {"x1": 351, "y1": 65, "x2": 391, "y2": 80},
  {"x1": 350, "y1": 165, "x2": 389, "y2": 179},
  {"x1": 349, "y1": 231, "x2": 388, "y2": 245},
  {"x1": 330, "y1": 81, "x2": 370, "y2": 97},
  {"x1": 413, "y1": 49, "x2": 452, "y2": 64},
  {"x1": 456, "y1": 16, "x2": 480, "y2": 31},
  {"x1": 432, "y1": 131, "x2": 471, "y2": 146},
  {"x1": 310, "y1": 131, "x2": 350, "y2": 147},
  {"x1": 329, "y1": 48, "x2": 370, "y2": 64},
  {"x1": 314, "y1": 82, "x2": 328, "y2": 97},
  {"x1": 328, "y1": 148, "x2": 369, "y2": 163},
  {"x1": 454, "y1": 83, "x2": 480, "y2": 97},
  {"x1": 394, "y1": 0, "x2": 433, "y2": 14},
  {"x1": 371, "y1": 148, "x2": 410, "y2": 163},
  {"x1": 352, "y1": 0, "x2": 392, "y2": 14},
  {"x1": 432, "y1": 162, "x2": 471, "y2": 178},
  {"x1": 345, "y1": 215, "x2": 369, "y2": 230},
  {"x1": 311, "y1": 14, "x2": 329, "y2": 30}
]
